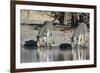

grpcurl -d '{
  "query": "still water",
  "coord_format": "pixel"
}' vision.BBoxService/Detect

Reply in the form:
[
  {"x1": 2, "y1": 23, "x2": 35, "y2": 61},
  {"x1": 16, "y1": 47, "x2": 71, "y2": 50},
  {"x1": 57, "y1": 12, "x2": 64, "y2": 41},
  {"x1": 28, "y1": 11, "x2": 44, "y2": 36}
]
[{"x1": 21, "y1": 46, "x2": 89, "y2": 63}]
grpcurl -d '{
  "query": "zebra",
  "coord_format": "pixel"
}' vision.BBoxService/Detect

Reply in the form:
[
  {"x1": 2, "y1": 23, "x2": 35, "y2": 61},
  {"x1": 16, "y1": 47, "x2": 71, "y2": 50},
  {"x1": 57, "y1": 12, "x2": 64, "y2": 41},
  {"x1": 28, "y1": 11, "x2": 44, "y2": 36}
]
[{"x1": 37, "y1": 21, "x2": 54, "y2": 48}]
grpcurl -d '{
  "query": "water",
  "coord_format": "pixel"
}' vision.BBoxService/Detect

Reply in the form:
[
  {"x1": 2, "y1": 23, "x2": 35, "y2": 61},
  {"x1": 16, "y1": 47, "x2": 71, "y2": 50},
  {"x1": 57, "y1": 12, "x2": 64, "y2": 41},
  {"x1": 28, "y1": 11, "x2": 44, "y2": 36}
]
[{"x1": 21, "y1": 46, "x2": 89, "y2": 63}]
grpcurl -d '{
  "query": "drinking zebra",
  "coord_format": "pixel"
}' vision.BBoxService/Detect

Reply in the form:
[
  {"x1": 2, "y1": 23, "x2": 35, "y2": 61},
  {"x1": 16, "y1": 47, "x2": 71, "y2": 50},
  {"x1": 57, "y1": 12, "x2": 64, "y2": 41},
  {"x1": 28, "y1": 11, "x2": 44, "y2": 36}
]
[{"x1": 37, "y1": 21, "x2": 54, "y2": 48}]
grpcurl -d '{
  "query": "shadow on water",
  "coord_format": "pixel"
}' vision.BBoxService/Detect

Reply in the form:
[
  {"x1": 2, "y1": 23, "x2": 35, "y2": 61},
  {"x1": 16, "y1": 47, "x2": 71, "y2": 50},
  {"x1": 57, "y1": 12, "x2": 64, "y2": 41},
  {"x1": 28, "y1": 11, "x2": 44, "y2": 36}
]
[
  {"x1": 24, "y1": 40, "x2": 38, "y2": 49},
  {"x1": 59, "y1": 43, "x2": 72, "y2": 51}
]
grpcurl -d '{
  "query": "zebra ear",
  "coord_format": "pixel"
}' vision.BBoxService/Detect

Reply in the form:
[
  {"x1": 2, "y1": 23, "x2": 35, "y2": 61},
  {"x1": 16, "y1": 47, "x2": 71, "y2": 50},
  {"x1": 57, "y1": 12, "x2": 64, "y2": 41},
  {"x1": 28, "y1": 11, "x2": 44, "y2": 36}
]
[
  {"x1": 71, "y1": 36, "x2": 73, "y2": 39},
  {"x1": 37, "y1": 35, "x2": 39, "y2": 38},
  {"x1": 36, "y1": 35, "x2": 39, "y2": 41},
  {"x1": 44, "y1": 21, "x2": 49, "y2": 25},
  {"x1": 71, "y1": 37, "x2": 73, "y2": 42}
]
